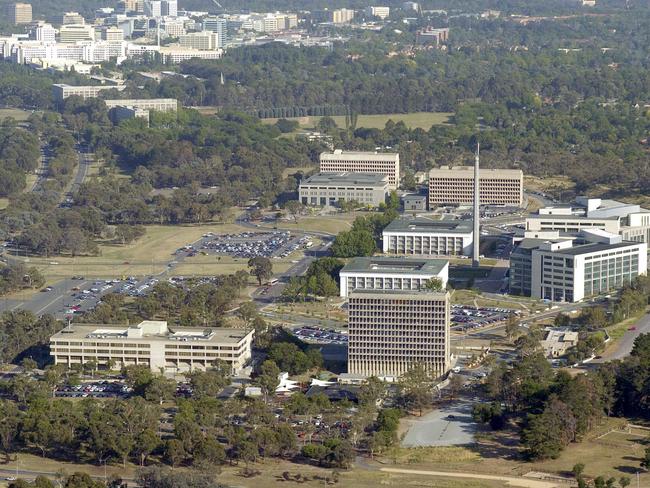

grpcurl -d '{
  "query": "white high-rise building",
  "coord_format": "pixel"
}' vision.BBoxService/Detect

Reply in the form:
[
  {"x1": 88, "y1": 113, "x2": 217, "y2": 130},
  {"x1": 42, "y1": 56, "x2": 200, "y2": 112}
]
[
  {"x1": 144, "y1": 0, "x2": 162, "y2": 17},
  {"x1": 320, "y1": 150, "x2": 400, "y2": 189},
  {"x1": 365, "y1": 6, "x2": 390, "y2": 19},
  {"x1": 162, "y1": 0, "x2": 177, "y2": 17},
  {"x1": 32, "y1": 22, "x2": 56, "y2": 43},
  {"x1": 202, "y1": 17, "x2": 227, "y2": 47},
  {"x1": 179, "y1": 32, "x2": 219, "y2": 50},
  {"x1": 62, "y1": 12, "x2": 85, "y2": 25}
]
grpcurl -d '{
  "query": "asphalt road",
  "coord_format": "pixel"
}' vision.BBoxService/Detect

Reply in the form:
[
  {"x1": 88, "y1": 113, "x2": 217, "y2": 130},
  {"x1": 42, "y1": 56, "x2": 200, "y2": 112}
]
[
  {"x1": 60, "y1": 147, "x2": 91, "y2": 205},
  {"x1": 593, "y1": 312, "x2": 650, "y2": 362}
]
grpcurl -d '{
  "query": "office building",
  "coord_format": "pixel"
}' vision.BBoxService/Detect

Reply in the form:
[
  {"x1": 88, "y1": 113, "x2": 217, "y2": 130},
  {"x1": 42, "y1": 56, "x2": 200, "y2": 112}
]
[
  {"x1": 402, "y1": 2, "x2": 421, "y2": 13},
  {"x1": 428, "y1": 165, "x2": 523, "y2": 207},
  {"x1": 320, "y1": 150, "x2": 400, "y2": 189},
  {"x1": 62, "y1": 12, "x2": 85, "y2": 25},
  {"x1": 299, "y1": 172, "x2": 389, "y2": 208},
  {"x1": 49, "y1": 320, "x2": 254, "y2": 374},
  {"x1": 5, "y1": 3, "x2": 32, "y2": 25},
  {"x1": 162, "y1": 0, "x2": 177, "y2": 17},
  {"x1": 510, "y1": 230, "x2": 647, "y2": 302},
  {"x1": 382, "y1": 217, "x2": 474, "y2": 256},
  {"x1": 53, "y1": 83, "x2": 127, "y2": 101},
  {"x1": 347, "y1": 290, "x2": 450, "y2": 380},
  {"x1": 202, "y1": 17, "x2": 227, "y2": 46},
  {"x1": 179, "y1": 31, "x2": 219, "y2": 50},
  {"x1": 162, "y1": 19, "x2": 186, "y2": 37},
  {"x1": 331, "y1": 8, "x2": 355, "y2": 23},
  {"x1": 104, "y1": 98, "x2": 178, "y2": 112},
  {"x1": 59, "y1": 24, "x2": 95, "y2": 43},
  {"x1": 110, "y1": 105, "x2": 150, "y2": 125},
  {"x1": 339, "y1": 256, "x2": 449, "y2": 297},
  {"x1": 416, "y1": 27, "x2": 449, "y2": 45},
  {"x1": 402, "y1": 193, "x2": 427, "y2": 212},
  {"x1": 158, "y1": 46, "x2": 223, "y2": 63},
  {"x1": 526, "y1": 197, "x2": 650, "y2": 244},
  {"x1": 31, "y1": 22, "x2": 56, "y2": 43},
  {"x1": 144, "y1": 0, "x2": 162, "y2": 17},
  {"x1": 364, "y1": 6, "x2": 391, "y2": 19}
]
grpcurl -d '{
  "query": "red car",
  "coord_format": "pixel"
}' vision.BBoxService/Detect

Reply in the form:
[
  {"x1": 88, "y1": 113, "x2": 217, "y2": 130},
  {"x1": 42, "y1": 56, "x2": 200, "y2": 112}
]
[{"x1": 628, "y1": 326, "x2": 637, "y2": 331}]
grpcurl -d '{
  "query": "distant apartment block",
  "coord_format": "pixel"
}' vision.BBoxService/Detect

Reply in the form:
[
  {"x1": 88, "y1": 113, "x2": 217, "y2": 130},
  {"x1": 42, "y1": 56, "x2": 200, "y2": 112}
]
[
  {"x1": 383, "y1": 217, "x2": 474, "y2": 256},
  {"x1": 101, "y1": 27, "x2": 125, "y2": 42},
  {"x1": 525, "y1": 197, "x2": 650, "y2": 244},
  {"x1": 364, "y1": 6, "x2": 390, "y2": 19},
  {"x1": 5, "y1": 3, "x2": 32, "y2": 25},
  {"x1": 158, "y1": 46, "x2": 223, "y2": 63},
  {"x1": 179, "y1": 32, "x2": 220, "y2": 50},
  {"x1": 347, "y1": 290, "x2": 450, "y2": 379},
  {"x1": 53, "y1": 83, "x2": 127, "y2": 101},
  {"x1": 339, "y1": 256, "x2": 448, "y2": 297},
  {"x1": 320, "y1": 150, "x2": 400, "y2": 189},
  {"x1": 510, "y1": 230, "x2": 647, "y2": 302},
  {"x1": 110, "y1": 105, "x2": 150, "y2": 124},
  {"x1": 50, "y1": 320, "x2": 254, "y2": 374},
  {"x1": 428, "y1": 165, "x2": 523, "y2": 207},
  {"x1": 331, "y1": 8, "x2": 355, "y2": 23},
  {"x1": 299, "y1": 172, "x2": 389, "y2": 208}
]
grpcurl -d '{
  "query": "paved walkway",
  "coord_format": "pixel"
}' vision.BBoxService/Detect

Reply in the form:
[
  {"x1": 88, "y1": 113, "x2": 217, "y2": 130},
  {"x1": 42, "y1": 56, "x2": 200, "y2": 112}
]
[{"x1": 379, "y1": 467, "x2": 563, "y2": 488}]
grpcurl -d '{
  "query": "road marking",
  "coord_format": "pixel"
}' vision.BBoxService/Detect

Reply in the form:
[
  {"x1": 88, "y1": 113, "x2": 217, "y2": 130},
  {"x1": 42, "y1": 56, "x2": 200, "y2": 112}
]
[{"x1": 10, "y1": 302, "x2": 24, "y2": 310}]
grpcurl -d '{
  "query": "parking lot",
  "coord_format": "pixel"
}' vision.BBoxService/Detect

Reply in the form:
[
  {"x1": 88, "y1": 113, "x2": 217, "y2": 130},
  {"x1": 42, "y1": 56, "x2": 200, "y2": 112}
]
[
  {"x1": 451, "y1": 305, "x2": 520, "y2": 331},
  {"x1": 293, "y1": 326, "x2": 348, "y2": 345},
  {"x1": 55, "y1": 381, "x2": 132, "y2": 398},
  {"x1": 174, "y1": 231, "x2": 310, "y2": 260}
]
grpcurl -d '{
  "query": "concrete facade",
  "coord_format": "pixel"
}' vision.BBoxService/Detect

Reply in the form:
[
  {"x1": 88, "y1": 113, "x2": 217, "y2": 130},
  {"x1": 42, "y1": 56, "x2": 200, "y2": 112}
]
[
  {"x1": 382, "y1": 217, "x2": 473, "y2": 256},
  {"x1": 428, "y1": 166, "x2": 523, "y2": 207},
  {"x1": 347, "y1": 290, "x2": 450, "y2": 380},
  {"x1": 299, "y1": 172, "x2": 389, "y2": 207},
  {"x1": 320, "y1": 150, "x2": 400, "y2": 189},
  {"x1": 50, "y1": 320, "x2": 254, "y2": 374},
  {"x1": 339, "y1": 256, "x2": 449, "y2": 297}
]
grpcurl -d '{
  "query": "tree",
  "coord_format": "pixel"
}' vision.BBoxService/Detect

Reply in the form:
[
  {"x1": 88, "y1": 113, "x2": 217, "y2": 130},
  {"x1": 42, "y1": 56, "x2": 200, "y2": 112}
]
[
  {"x1": 144, "y1": 376, "x2": 177, "y2": 405},
  {"x1": 237, "y1": 301, "x2": 258, "y2": 327},
  {"x1": 187, "y1": 368, "x2": 229, "y2": 400},
  {"x1": 284, "y1": 200, "x2": 305, "y2": 223},
  {"x1": 248, "y1": 257, "x2": 273, "y2": 286},
  {"x1": 641, "y1": 447, "x2": 650, "y2": 471},
  {"x1": 424, "y1": 277, "x2": 443, "y2": 292},
  {"x1": 164, "y1": 439, "x2": 186, "y2": 468},
  {"x1": 398, "y1": 364, "x2": 434, "y2": 415},
  {"x1": 505, "y1": 314, "x2": 520, "y2": 342},
  {"x1": 194, "y1": 437, "x2": 226, "y2": 468},
  {"x1": 135, "y1": 429, "x2": 160, "y2": 467},
  {"x1": 619, "y1": 477, "x2": 631, "y2": 487},
  {"x1": 572, "y1": 463, "x2": 585, "y2": 479},
  {"x1": 257, "y1": 360, "x2": 280, "y2": 401}
]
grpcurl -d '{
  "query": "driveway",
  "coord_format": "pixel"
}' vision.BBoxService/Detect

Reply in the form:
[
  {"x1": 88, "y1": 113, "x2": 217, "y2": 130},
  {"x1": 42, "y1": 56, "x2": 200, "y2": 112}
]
[{"x1": 401, "y1": 400, "x2": 477, "y2": 447}]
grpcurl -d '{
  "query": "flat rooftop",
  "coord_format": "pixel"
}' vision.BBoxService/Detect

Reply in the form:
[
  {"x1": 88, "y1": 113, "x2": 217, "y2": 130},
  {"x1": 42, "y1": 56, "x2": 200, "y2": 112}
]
[
  {"x1": 301, "y1": 172, "x2": 389, "y2": 186},
  {"x1": 384, "y1": 217, "x2": 473, "y2": 234},
  {"x1": 51, "y1": 322, "x2": 251, "y2": 344},
  {"x1": 320, "y1": 150, "x2": 399, "y2": 161},
  {"x1": 341, "y1": 256, "x2": 448, "y2": 275},
  {"x1": 429, "y1": 166, "x2": 522, "y2": 178},
  {"x1": 543, "y1": 241, "x2": 641, "y2": 256},
  {"x1": 348, "y1": 289, "x2": 448, "y2": 300}
]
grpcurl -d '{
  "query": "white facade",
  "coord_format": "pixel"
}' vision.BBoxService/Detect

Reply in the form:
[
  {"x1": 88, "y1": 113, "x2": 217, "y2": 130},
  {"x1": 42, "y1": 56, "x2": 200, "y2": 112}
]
[
  {"x1": 62, "y1": 12, "x2": 85, "y2": 25},
  {"x1": 299, "y1": 172, "x2": 389, "y2": 208},
  {"x1": 158, "y1": 46, "x2": 223, "y2": 63},
  {"x1": 179, "y1": 32, "x2": 219, "y2": 50},
  {"x1": 339, "y1": 257, "x2": 449, "y2": 297},
  {"x1": 162, "y1": 0, "x2": 177, "y2": 17},
  {"x1": 332, "y1": 8, "x2": 355, "y2": 23},
  {"x1": 144, "y1": 0, "x2": 162, "y2": 17},
  {"x1": 32, "y1": 23, "x2": 56, "y2": 43},
  {"x1": 59, "y1": 24, "x2": 95, "y2": 43},
  {"x1": 50, "y1": 321, "x2": 254, "y2": 374},
  {"x1": 530, "y1": 238, "x2": 647, "y2": 302},
  {"x1": 382, "y1": 217, "x2": 474, "y2": 256}
]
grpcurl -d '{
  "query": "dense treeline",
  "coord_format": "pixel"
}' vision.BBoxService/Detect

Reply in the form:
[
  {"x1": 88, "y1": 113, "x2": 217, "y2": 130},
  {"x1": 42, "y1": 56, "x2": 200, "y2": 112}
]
[
  {"x1": 0, "y1": 263, "x2": 45, "y2": 297},
  {"x1": 0, "y1": 126, "x2": 40, "y2": 196},
  {"x1": 484, "y1": 277, "x2": 650, "y2": 460},
  {"x1": 0, "y1": 311, "x2": 61, "y2": 363}
]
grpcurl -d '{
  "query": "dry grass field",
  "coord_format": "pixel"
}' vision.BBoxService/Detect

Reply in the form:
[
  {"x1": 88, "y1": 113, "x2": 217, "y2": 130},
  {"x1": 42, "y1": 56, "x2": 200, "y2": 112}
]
[{"x1": 262, "y1": 112, "x2": 454, "y2": 131}]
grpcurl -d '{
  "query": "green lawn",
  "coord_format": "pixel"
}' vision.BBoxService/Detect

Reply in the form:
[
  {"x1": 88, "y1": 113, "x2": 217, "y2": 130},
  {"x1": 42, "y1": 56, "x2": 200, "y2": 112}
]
[
  {"x1": 0, "y1": 198, "x2": 8, "y2": 210},
  {"x1": 0, "y1": 108, "x2": 34, "y2": 122},
  {"x1": 262, "y1": 112, "x2": 454, "y2": 131}
]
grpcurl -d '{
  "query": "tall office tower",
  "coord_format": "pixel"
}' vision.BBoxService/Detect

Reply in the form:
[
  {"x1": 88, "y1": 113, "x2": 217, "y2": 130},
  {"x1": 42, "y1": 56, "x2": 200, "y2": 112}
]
[
  {"x1": 144, "y1": 0, "x2": 162, "y2": 17},
  {"x1": 59, "y1": 24, "x2": 95, "y2": 43},
  {"x1": 347, "y1": 290, "x2": 450, "y2": 380},
  {"x1": 162, "y1": 0, "x2": 177, "y2": 17},
  {"x1": 5, "y1": 3, "x2": 32, "y2": 24},
  {"x1": 202, "y1": 17, "x2": 227, "y2": 47}
]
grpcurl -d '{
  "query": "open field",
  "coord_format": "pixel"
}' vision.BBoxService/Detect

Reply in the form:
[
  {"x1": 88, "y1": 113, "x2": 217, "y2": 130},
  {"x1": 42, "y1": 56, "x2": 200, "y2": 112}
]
[
  {"x1": 13, "y1": 223, "x2": 251, "y2": 280},
  {"x1": 0, "y1": 108, "x2": 34, "y2": 121},
  {"x1": 261, "y1": 112, "x2": 454, "y2": 130},
  {"x1": 271, "y1": 299, "x2": 348, "y2": 322},
  {"x1": 172, "y1": 253, "x2": 297, "y2": 278},
  {"x1": 273, "y1": 216, "x2": 355, "y2": 235}
]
